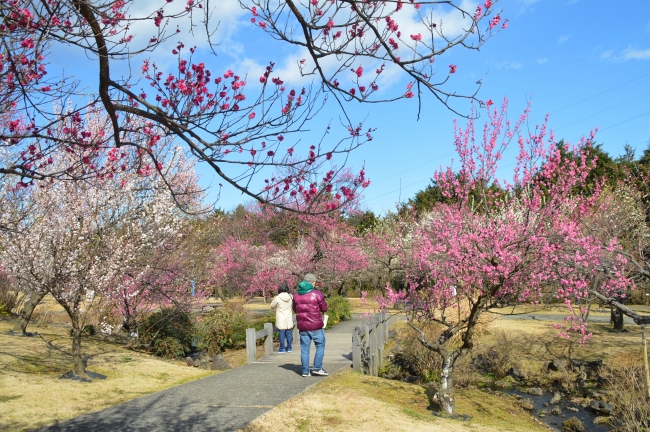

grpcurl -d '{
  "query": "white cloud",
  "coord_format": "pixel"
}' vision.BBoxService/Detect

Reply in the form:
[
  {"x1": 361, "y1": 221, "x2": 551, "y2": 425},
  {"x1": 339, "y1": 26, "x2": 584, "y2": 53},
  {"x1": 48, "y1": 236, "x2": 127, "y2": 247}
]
[
  {"x1": 557, "y1": 35, "x2": 570, "y2": 44},
  {"x1": 535, "y1": 58, "x2": 547, "y2": 64},
  {"x1": 105, "y1": 1, "x2": 248, "y2": 76},
  {"x1": 222, "y1": 0, "x2": 483, "y2": 99},
  {"x1": 599, "y1": 47, "x2": 650, "y2": 62},
  {"x1": 622, "y1": 47, "x2": 650, "y2": 60},
  {"x1": 516, "y1": 0, "x2": 543, "y2": 14},
  {"x1": 125, "y1": 1, "x2": 246, "y2": 49},
  {"x1": 498, "y1": 61, "x2": 523, "y2": 69}
]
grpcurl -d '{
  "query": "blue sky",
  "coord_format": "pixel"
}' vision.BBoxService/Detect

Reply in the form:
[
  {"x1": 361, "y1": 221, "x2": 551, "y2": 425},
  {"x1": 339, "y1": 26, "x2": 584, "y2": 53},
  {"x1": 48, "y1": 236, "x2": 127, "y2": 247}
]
[
  {"x1": 46, "y1": 1, "x2": 650, "y2": 215},
  {"x1": 353, "y1": 0, "x2": 650, "y2": 214},
  {"x1": 207, "y1": 0, "x2": 650, "y2": 214}
]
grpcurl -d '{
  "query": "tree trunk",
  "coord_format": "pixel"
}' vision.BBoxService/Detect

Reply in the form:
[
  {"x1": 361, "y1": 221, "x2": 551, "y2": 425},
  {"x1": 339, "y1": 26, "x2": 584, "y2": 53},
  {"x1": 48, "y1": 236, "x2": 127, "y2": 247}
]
[
  {"x1": 582, "y1": 299, "x2": 593, "y2": 323},
  {"x1": 215, "y1": 286, "x2": 228, "y2": 303},
  {"x1": 439, "y1": 354, "x2": 456, "y2": 416},
  {"x1": 642, "y1": 325, "x2": 650, "y2": 400},
  {"x1": 12, "y1": 290, "x2": 46, "y2": 333},
  {"x1": 122, "y1": 313, "x2": 137, "y2": 334},
  {"x1": 71, "y1": 315, "x2": 87, "y2": 377},
  {"x1": 337, "y1": 281, "x2": 346, "y2": 296},
  {"x1": 611, "y1": 307, "x2": 624, "y2": 331}
]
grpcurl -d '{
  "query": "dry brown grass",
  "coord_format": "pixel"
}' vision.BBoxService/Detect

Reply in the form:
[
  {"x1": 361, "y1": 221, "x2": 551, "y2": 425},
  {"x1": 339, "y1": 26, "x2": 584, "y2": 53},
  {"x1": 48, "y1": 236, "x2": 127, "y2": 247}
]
[
  {"x1": 246, "y1": 315, "x2": 643, "y2": 432},
  {"x1": 3, "y1": 295, "x2": 643, "y2": 432},
  {"x1": 346, "y1": 297, "x2": 380, "y2": 314},
  {"x1": 0, "y1": 316, "x2": 267, "y2": 432},
  {"x1": 492, "y1": 302, "x2": 650, "y2": 317},
  {"x1": 244, "y1": 370, "x2": 548, "y2": 432},
  {"x1": 482, "y1": 317, "x2": 642, "y2": 367}
]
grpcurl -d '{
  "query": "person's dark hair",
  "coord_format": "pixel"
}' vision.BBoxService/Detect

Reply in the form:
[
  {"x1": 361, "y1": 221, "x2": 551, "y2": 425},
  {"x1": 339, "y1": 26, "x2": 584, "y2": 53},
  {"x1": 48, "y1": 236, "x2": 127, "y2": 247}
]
[{"x1": 278, "y1": 282, "x2": 290, "y2": 294}]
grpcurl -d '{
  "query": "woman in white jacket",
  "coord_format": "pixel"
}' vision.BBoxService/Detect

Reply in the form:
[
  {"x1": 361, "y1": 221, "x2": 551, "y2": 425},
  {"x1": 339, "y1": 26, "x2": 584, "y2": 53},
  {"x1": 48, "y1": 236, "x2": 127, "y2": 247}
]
[{"x1": 270, "y1": 283, "x2": 294, "y2": 353}]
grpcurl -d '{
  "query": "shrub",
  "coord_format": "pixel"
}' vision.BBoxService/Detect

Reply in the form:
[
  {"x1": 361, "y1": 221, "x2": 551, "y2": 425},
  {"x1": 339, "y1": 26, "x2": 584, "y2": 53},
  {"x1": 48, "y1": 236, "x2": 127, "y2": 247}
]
[
  {"x1": 391, "y1": 324, "x2": 443, "y2": 383},
  {"x1": 0, "y1": 271, "x2": 24, "y2": 315},
  {"x1": 195, "y1": 304, "x2": 251, "y2": 355},
  {"x1": 487, "y1": 330, "x2": 515, "y2": 379},
  {"x1": 153, "y1": 336, "x2": 187, "y2": 359},
  {"x1": 325, "y1": 295, "x2": 352, "y2": 328},
  {"x1": 68, "y1": 324, "x2": 96, "y2": 337},
  {"x1": 139, "y1": 308, "x2": 195, "y2": 358},
  {"x1": 601, "y1": 352, "x2": 650, "y2": 431},
  {"x1": 388, "y1": 323, "x2": 482, "y2": 386}
]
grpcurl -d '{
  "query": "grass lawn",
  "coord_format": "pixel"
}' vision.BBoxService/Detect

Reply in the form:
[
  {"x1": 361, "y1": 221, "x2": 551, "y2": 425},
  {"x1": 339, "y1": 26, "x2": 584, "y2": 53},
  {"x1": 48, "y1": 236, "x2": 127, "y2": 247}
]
[
  {"x1": 0, "y1": 316, "x2": 261, "y2": 432},
  {"x1": 247, "y1": 307, "x2": 645, "y2": 432},
  {"x1": 1, "y1": 295, "x2": 644, "y2": 432},
  {"x1": 482, "y1": 316, "x2": 643, "y2": 367},
  {"x1": 245, "y1": 370, "x2": 549, "y2": 432}
]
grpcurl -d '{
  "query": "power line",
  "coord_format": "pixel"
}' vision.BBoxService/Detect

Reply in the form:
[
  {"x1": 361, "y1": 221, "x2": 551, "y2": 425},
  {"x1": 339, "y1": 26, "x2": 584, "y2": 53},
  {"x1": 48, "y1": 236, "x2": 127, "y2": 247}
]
[
  {"x1": 371, "y1": 150, "x2": 456, "y2": 185},
  {"x1": 363, "y1": 178, "x2": 429, "y2": 203},
  {"x1": 546, "y1": 71, "x2": 650, "y2": 117},
  {"x1": 363, "y1": 72, "x2": 650, "y2": 208},
  {"x1": 597, "y1": 110, "x2": 650, "y2": 133},
  {"x1": 553, "y1": 91, "x2": 650, "y2": 131}
]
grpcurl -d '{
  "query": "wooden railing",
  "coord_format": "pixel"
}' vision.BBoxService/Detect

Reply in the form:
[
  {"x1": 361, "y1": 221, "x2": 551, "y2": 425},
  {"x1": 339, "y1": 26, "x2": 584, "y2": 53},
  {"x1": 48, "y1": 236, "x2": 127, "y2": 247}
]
[
  {"x1": 352, "y1": 311, "x2": 389, "y2": 376},
  {"x1": 245, "y1": 316, "x2": 299, "y2": 364},
  {"x1": 245, "y1": 323, "x2": 274, "y2": 364}
]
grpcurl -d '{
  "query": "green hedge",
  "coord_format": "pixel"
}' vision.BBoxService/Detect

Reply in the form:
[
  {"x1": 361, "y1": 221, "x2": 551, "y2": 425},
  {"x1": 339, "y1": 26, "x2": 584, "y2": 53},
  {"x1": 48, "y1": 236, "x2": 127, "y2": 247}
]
[
  {"x1": 325, "y1": 295, "x2": 352, "y2": 328},
  {"x1": 195, "y1": 305, "x2": 266, "y2": 355},
  {"x1": 139, "y1": 308, "x2": 195, "y2": 358}
]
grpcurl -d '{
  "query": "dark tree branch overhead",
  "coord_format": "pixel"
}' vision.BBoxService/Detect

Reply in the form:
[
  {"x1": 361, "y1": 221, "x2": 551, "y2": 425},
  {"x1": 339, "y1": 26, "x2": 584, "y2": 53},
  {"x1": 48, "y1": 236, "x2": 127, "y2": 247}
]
[
  {"x1": 244, "y1": 0, "x2": 505, "y2": 117},
  {"x1": 590, "y1": 291, "x2": 650, "y2": 325},
  {"x1": 1, "y1": 0, "x2": 505, "y2": 213}
]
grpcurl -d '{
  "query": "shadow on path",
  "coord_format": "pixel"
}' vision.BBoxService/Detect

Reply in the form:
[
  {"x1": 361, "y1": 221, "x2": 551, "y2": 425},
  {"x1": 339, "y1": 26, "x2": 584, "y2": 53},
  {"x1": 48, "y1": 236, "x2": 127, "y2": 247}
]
[{"x1": 39, "y1": 314, "x2": 373, "y2": 432}]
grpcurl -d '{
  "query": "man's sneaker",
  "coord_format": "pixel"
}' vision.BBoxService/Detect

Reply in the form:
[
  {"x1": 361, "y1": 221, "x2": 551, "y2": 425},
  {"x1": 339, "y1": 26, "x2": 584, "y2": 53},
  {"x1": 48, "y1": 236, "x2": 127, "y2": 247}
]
[
  {"x1": 301, "y1": 372, "x2": 311, "y2": 377},
  {"x1": 277, "y1": 349, "x2": 286, "y2": 354},
  {"x1": 286, "y1": 348, "x2": 292, "y2": 353},
  {"x1": 311, "y1": 369, "x2": 329, "y2": 376}
]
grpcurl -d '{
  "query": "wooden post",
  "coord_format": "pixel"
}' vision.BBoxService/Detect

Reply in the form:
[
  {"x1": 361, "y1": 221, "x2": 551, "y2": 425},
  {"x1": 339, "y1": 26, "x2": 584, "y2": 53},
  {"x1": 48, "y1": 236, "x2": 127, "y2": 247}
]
[
  {"x1": 370, "y1": 324, "x2": 378, "y2": 376},
  {"x1": 264, "y1": 322, "x2": 274, "y2": 356},
  {"x1": 364, "y1": 324, "x2": 371, "y2": 375},
  {"x1": 246, "y1": 327, "x2": 256, "y2": 364},
  {"x1": 382, "y1": 311, "x2": 389, "y2": 343},
  {"x1": 292, "y1": 314, "x2": 299, "y2": 344},
  {"x1": 642, "y1": 324, "x2": 650, "y2": 400},
  {"x1": 352, "y1": 327, "x2": 362, "y2": 372}
]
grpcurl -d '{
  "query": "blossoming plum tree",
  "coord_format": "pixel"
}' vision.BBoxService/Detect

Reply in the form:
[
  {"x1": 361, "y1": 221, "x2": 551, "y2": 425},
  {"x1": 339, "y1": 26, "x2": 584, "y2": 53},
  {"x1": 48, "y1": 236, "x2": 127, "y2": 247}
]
[
  {"x1": 1, "y1": 0, "x2": 505, "y2": 212},
  {"x1": 247, "y1": 0, "x2": 506, "y2": 114},
  {"x1": 378, "y1": 98, "x2": 630, "y2": 415},
  {"x1": 1, "y1": 111, "x2": 204, "y2": 377},
  {"x1": 212, "y1": 200, "x2": 368, "y2": 297}
]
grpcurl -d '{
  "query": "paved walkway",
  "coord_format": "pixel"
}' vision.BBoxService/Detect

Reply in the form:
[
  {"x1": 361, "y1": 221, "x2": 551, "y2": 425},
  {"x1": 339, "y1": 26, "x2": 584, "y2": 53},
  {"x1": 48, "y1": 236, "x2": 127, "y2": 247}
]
[
  {"x1": 40, "y1": 315, "x2": 366, "y2": 432},
  {"x1": 500, "y1": 312, "x2": 635, "y2": 324}
]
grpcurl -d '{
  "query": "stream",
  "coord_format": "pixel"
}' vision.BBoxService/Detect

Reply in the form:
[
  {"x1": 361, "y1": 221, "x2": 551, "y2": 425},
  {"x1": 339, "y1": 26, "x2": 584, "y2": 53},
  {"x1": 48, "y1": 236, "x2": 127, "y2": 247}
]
[{"x1": 494, "y1": 387, "x2": 615, "y2": 432}]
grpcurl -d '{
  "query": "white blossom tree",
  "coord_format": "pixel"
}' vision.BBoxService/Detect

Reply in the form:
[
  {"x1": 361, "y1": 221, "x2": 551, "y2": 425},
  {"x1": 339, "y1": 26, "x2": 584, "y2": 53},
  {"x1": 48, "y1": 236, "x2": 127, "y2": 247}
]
[{"x1": 1, "y1": 112, "x2": 204, "y2": 377}]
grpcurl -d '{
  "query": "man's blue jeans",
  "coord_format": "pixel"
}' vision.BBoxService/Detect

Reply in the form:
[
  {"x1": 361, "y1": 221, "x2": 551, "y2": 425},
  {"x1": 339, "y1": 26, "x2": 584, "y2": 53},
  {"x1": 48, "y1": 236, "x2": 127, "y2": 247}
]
[
  {"x1": 278, "y1": 328, "x2": 293, "y2": 351},
  {"x1": 299, "y1": 329, "x2": 326, "y2": 374}
]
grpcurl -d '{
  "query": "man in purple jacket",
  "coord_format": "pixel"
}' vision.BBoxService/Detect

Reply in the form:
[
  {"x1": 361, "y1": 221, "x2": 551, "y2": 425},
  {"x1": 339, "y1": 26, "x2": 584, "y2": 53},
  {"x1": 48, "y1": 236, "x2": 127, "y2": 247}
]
[{"x1": 293, "y1": 273, "x2": 328, "y2": 377}]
